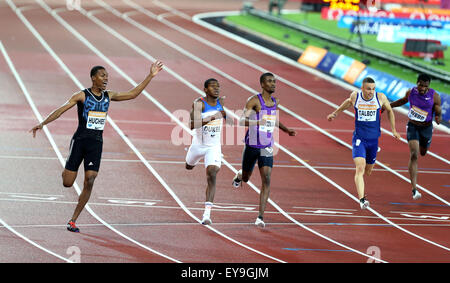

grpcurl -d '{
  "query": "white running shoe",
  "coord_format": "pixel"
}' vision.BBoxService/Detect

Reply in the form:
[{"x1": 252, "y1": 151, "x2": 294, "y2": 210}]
[
  {"x1": 255, "y1": 217, "x2": 265, "y2": 228},
  {"x1": 232, "y1": 169, "x2": 242, "y2": 188},
  {"x1": 412, "y1": 189, "x2": 422, "y2": 200},
  {"x1": 201, "y1": 214, "x2": 212, "y2": 225},
  {"x1": 360, "y1": 198, "x2": 370, "y2": 210}
]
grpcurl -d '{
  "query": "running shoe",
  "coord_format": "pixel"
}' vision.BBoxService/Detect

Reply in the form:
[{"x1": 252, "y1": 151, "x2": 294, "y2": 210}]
[
  {"x1": 232, "y1": 169, "x2": 242, "y2": 188},
  {"x1": 201, "y1": 214, "x2": 212, "y2": 225},
  {"x1": 412, "y1": 189, "x2": 422, "y2": 200},
  {"x1": 255, "y1": 217, "x2": 265, "y2": 228},
  {"x1": 360, "y1": 198, "x2": 370, "y2": 210},
  {"x1": 67, "y1": 221, "x2": 80, "y2": 233}
]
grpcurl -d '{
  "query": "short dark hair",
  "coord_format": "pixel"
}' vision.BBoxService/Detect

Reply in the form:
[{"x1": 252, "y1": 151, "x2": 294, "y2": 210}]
[
  {"x1": 90, "y1": 66, "x2": 105, "y2": 78},
  {"x1": 260, "y1": 72, "x2": 274, "y2": 84},
  {"x1": 417, "y1": 73, "x2": 431, "y2": 83},
  {"x1": 362, "y1": 77, "x2": 375, "y2": 84},
  {"x1": 204, "y1": 78, "x2": 218, "y2": 88}
]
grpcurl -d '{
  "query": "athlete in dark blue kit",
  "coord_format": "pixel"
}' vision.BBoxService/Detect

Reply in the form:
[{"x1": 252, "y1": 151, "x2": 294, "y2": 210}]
[
  {"x1": 327, "y1": 77, "x2": 401, "y2": 209},
  {"x1": 30, "y1": 61, "x2": 163, "y2": 232}
]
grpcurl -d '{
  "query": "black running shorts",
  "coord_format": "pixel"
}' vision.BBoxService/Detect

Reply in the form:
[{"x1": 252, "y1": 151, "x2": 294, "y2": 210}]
[
  {"x1": 65, "y1": 138, "x2": 103, "y2": 172},
  {"x1": 406, "y1": 121, "x2": 433, "y2": 149},
  {"x1": 241, "y1": 144, "x2": 274, "y2": 173}
]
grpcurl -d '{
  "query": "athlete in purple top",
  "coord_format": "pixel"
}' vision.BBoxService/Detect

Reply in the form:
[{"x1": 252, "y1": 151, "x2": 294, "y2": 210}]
[
  {"x1": 390, "y1": 73, "x2": 442, "y2": 200},
  {"x1": 232, "y1": 73, "x2": 296, "y2": 228},
  {"x1": 244, "y1": 93, "x2": 278, "y2": 148}
]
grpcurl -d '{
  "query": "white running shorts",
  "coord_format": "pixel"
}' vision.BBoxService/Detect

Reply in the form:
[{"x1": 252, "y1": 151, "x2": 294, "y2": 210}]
[{"x1": 186, "y1": 144, "x2": 221, "y2": 168}]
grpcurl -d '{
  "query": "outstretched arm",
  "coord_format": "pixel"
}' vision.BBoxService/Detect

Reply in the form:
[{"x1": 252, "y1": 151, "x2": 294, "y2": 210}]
[
  {"x1": 278, "y1": 121, "x2": 296, "y2": 136},
  {"x1": 109, "y1": 60, "x2": 163, "y2": 101},
  {"x1": 380, "y1": 93, "x2": 401, "y2": 140},
  {"x1": 327, "y1": 91, "x2": 356, "y2": 121},
  {"x1": 29, "y1": 91, "x2": 83, "y2": 137},
  {"x1": 390, "y1": 89, "x2": 410, "y2": 109}
]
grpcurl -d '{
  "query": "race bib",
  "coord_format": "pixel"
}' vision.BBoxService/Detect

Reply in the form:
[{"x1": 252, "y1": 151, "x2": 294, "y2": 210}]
[
  {"x1": 408, "y1": 106, "x2": 428, "y2": 122},
  {"x1": 261, "y1": 146, "x2": 274, "y2": 157},
  {"x1": 260, "y1": 114, "x2": 276, "y2": 133},
  {"x1": 203, "y1": 119, "x2": 222, "y2": 138},
  {"x1": 86, "y1": 111, "x2": 107, "y2": 130},
  {"x1": 357, "y1": 104, "x2": 378, "y2": 122}
]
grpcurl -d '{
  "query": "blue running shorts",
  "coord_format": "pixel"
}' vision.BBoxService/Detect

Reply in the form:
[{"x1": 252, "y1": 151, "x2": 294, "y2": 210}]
[{"x1": 352, "y1": 134, "x2": 379, "y2": 165}]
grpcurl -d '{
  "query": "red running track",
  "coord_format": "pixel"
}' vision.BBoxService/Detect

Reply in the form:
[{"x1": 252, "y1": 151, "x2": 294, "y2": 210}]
[{"x1": 0, "y1": 0, "x2": 449, "y2": 263}]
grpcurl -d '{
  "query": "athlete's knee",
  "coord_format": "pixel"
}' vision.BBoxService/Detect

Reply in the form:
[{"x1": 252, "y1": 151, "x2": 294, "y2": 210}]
[
  {"x1": 355, "y1": 164, "x2": 365, "y2": 175},
  {"x1": 410, "y1": 150, "x2": 419, "y2": 161},
  {"x1": 261, "y1": 172, "x2": 272, "y2": 186},
  {"x1": 241, "y1": 171, "x2": 251, "y2": 183},
  {"x1": 62, "y1": 174, "x2": 73, "y2": 188},
  {"x1": 63, "y1": 180, "x2": 74, "y2": 188},
  {"x1": 210, "y1": 169, "x2": 219, "y2": 178},
  {"x1": 206, "y1": 166, "x2": 218, "y2": 179},
  {"x1": 62, "y1": 171, "x2": 75, "y2": 187},
  {"x1": 419, "y1": 147, "x2": 428, "y2": 156},
  {"x1": 85, "y1": 173, "x2": 97, "y2": 187},
  {"x1": 263, "y1": 177, "x2": 271, "y2": 187},
  {"x1": 365, "y1": 167, "x2": 373, "y2": 176}
]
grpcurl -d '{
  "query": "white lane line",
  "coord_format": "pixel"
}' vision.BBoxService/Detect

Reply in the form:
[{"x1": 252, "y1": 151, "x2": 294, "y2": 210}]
[
  {"x1": 0, "y1": 191, "x2": 64, "y2": 197},
  {"x1": 1, "y1": 154, "x2": 449, "y2": 174},
  {"x1": 2, "y1": 195, "x2": 449, "y2": 224},
  {"x1": 93, "y1": 1, "x2": 450, "y2": 253},
  {"x1": 32, "y1": 0, "x2": 285, "y2": 263},
  {"x1": 0, "y1": 40, "x2": 73, "y2": 263},
  {"x1": 0, "y1": 217, "x2": 72, "y2": 262},
  {"x1": 2, "y1": 222, "x2": 449, "y2": 230},
  {"x1": 7, "y1": 0, "x2": 181, "y2": 263},
  {"x1": 54, "y1": 1, "x2": 390, "y2": 262}
]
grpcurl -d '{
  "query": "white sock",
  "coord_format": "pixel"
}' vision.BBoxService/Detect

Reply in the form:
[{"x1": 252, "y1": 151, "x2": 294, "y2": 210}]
[{"x1": 204, "y1": 202, "x2": 213, "y2": 217}]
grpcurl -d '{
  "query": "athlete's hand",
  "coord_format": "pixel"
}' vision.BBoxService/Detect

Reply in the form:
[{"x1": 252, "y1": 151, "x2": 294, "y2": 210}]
[
  {"x1": 435, "y1": 115, "x2": 441, "y2": 125},
  {"x1": 392, "y1": 130, "x2": 401, "y2": 140},
  {"x1": 150, "y1": 60, "x2": 164, "y2": 77},
  {"x1": 219, "y1": 110, "x2": 234, "y2": 126},
  {"x1": 30, "y1": 123, "x2": 43, "y2": 138},
  {"x1": 287, "y1": 128, "x2": 297, "y2": 136},
  {"x1": 327, "y1": 113, "x2": 337, "y2": 121}
]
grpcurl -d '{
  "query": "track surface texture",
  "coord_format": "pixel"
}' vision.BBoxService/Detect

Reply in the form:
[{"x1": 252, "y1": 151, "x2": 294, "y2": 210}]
[{"x1": 0, "y1": 0, "x2": 449, "y2": 264}]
